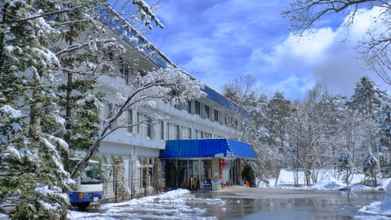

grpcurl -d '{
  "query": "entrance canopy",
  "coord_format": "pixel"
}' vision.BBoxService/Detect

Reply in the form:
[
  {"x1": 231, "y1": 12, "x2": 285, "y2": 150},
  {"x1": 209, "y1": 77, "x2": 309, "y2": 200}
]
[{"x1": 160, "y1": 139, "x2": 256, "y2": 160}]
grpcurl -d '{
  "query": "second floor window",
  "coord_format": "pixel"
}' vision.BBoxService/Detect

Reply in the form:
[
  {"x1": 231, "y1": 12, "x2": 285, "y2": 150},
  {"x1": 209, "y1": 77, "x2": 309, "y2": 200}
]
[
  {"x1": 107, "y1": 103, "x2": 114, "y2": 118},
  {"x1": 160, "y1": 121, "x2": 164, "y2": 140},
  {"x1": 195, "y1": 101, "x2": 201, "y2": 115},
  {"x1": 128, "y1": 109, "x2": 133, "y2": 133},
  {"x1": 195, "y1": 129, "x2": 200, "y2": 139},
  {"x1": 176, "y1": 125, "x2": 181, "y2": 139},
  {"x1": 119, "y1": 58, "x2": 129, "y2": 84},
  {"x1": 214, "y1": 109, "x2": 219, "y2": 121},
  {"x1": 188, "y1": 128, "x2": 192, "y2": 139},
  {"x1": 187, "y1": 101, "x2": 192, "y2": 113},
  {"x1": 147, "y1": 116, "x2": 153, "y2": 139},
  {"x1": 137, "y1": 112, "x2": 141, "y2": 134},
  {"x1": 204, "y1": 105, "x2": 210, "y2": 119}
]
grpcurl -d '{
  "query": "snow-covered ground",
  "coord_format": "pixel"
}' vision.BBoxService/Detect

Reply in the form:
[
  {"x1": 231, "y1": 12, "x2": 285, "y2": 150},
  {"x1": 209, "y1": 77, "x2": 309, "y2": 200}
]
[
  {"x1": 0, "y1": 214, "x2": 9, "y2": 220},
  {"x1": 359, "y1": 201, "x2": 391, "y2": 217},
  {"x1": 355, "y1": 179, "x2": 391, "y2": 220},
  {"x1": 68, "y1": 189, "x2": 224, "y2": 220},
  {"x1": 258, "y1": 169, "x2": 390, "y2": 192}
]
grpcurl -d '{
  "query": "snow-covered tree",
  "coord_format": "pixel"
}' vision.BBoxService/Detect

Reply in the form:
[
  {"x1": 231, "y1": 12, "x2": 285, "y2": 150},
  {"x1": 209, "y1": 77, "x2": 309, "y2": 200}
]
[
  {"x1": 285, "y1": 1, "x2": 391, "y2": 87},
  {"x1": 349, "y1": 77, "x2": 383, "y2": 119},
  {"x1": 223, "y1": 75, "x2": 274, "y2": 183},
  {"x1": 347, "y1": 77, "x2": 388, "y2": 165},
  {"x1": 70, "y1": 67, "x2": 203, "y2": 177},
  {"x1": 0, "y1": 0, "x2": 200, "y2": 219},
  {"x1": 337, "y1": 151, "x2": 354, "y2": 186},
  {"x1": 363, "y1": 153, "x2": 380, "y2": 186},
  {"x1": 0, "y1": 0, "x2": 74, "y2": 218}
]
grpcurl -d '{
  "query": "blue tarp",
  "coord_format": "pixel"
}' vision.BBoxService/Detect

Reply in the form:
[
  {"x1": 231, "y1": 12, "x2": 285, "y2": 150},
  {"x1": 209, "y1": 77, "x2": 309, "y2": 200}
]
[{"x1": 160, "y1": 139, "x2": 256, "y2": 160}]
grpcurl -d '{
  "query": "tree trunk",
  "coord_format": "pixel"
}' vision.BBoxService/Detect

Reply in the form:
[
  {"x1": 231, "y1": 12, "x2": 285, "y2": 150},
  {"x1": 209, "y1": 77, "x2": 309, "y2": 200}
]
[
  {"x1": 64, "y1": 71, "x2": 72, "y2": 141},
  {"x1": 64, "y1": 71, "x2": 73, "y2": 172},
  {"x1": 0, "y1": 4, "x2": 9, "y2": 71},
  {"x1": 274, "y1": 168, "x2": 281, "y2": 187},
  {"x1": 30, "y1": 72, "x2": 41, "y2": 143}
]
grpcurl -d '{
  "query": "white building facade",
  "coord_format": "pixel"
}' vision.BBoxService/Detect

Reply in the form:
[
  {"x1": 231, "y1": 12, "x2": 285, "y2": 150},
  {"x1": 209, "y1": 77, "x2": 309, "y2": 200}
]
[{"x1": 96, "y1": 5, "x2": 244, "y2": 200}]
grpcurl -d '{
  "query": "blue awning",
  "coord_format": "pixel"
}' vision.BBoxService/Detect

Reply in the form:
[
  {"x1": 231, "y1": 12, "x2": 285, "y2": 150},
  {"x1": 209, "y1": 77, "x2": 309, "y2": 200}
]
[{"x1": 160, "y1": 139, "x2": 256, "y2": 160}]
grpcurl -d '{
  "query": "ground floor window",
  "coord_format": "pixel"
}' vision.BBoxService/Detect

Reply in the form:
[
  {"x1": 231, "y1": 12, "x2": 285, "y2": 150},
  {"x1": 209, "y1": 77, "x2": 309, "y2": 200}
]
[{"x1": 138, "y1": 158, "x2": 154, "y2": 195}]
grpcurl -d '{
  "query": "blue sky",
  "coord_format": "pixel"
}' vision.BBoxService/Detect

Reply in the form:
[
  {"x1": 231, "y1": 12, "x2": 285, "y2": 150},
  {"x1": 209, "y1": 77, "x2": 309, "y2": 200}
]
[{"x1": 111, "y1": 0, "x2": 386, "y2": 100}]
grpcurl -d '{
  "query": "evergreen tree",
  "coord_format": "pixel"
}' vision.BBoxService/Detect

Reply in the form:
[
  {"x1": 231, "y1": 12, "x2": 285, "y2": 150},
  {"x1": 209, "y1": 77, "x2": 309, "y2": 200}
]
[
  {"x1": 349, "y1": 76, "x2": 383, "y2": 119},
  {"x1": 0, "y1": 1, "x2": 200, "y2": 219},
  {"x1": 348, "y1": 77, "x2": 385, "y2": 157},
  {"x1": 265, "y1": 92, "x2": 294, "y2": 184},
  {"x1": 0, "y1": 1, "x2": 74, "y2": 218}
]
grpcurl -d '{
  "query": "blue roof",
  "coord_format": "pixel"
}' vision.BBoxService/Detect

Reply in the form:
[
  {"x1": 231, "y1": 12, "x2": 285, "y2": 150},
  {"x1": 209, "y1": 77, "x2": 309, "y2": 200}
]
[
  {"x1": 160, "y1": 139, "x2": 256, "y2": 160},
  {"x1": 202, "y1": 86, "x2": 248, "y2": 116},
  {"x1": 97, "y1": 5, "x2": 171, "y2": 68}
]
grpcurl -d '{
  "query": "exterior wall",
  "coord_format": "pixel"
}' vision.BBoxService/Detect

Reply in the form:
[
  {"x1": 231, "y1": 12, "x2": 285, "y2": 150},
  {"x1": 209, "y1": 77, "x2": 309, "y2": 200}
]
[{"x1": 99, "y1": 141, "x2": 161, "y2": 200}]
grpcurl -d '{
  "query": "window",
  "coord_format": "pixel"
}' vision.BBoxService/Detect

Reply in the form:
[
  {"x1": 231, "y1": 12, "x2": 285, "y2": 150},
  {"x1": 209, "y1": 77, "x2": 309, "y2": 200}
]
[
  {"x1": 137, "y1": 112, "x2": 141, "y2": 133},
  {"x1": 167, "y1": 123, "x2": 171, "y2": 139},
  {"x1": 214, "y1": 109, "x2": 219, "y2": 121},
  {"x1": 160, "y1": 121, "x2": 164, "y2": 140},
  {"x1": 195, "y1": 129, "x2": 201, "y2": 139},
  {"x1": 107, "y1": 51, "x2": 114, "y2": 61},
  {"x1": 146, "y1": 116, "x2": 153, "y2": 139},
  {"x1": 107, "y1": 103, "x2": 114, "y2": 118},
  {"x1": 188, "y1": 128, "x2": 192, "y2": 139},
  {"x1": 128, "y1": 110, "x2": 133, "y2": 133},
  {"x1": 187, "y1": 101, "x2": 192, "y2": 113},
  {"x1": 119, "y1": 58, "x2": 129, "y2": 84},
  {"x1": 204, "y1": 105, "x2": 210, "y2": 119},
  {"x1": 176, "y1": 125, "x2": 181, "y2": 139},
  {"x1": 195, "y1": 101, "x2": 201, "y2": 115}
]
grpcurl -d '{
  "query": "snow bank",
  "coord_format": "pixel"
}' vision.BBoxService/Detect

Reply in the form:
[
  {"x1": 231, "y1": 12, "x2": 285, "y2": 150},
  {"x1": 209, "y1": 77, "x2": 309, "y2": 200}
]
[
  {"x1": 357, "y1": 179, "x2": 391, "y2": 219},
  {"x1": 311, "y1": 177, "x2": 345, "y2": 190},
  {"x1": 355, "y1": 215, "x2": 391, "y2": 220},
  {"x1": 69, "y1": 189, "x2": 224, "y2": 219},
  {"x1": 359, "y1": 201, "x2": 391, "y2": 216},
  {"x1": 261, "y1": 169, "x2": 386, "y2": 192},
  {"x1": 0, "y1": 214, "x2": 9, "y2": 220}
]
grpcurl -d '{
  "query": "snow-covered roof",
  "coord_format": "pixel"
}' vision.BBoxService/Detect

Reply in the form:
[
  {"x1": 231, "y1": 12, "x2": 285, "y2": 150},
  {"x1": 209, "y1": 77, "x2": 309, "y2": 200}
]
[{"x1": 97, "y1": 4, "x2": 247, "y2": 116}]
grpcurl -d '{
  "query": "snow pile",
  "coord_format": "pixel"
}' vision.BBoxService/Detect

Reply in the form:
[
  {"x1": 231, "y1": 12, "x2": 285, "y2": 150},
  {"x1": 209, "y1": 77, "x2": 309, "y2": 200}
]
[
  {"x1": 262, "y1": 169, "x2": 387, "y2": 192},
  {"x1": 276, "y1": 169, "x2": 306, "y2": 185},
  {"x1": 359, "y1": 201, "x2": 391, "y2": 216},
  {"x1": 69, "y1": 189, "x2": 224, "y2": 219},
  {"x1": 358, "y1": 180, "x2": 391, "y2": 219},
  {"x1": 351, "y1": 184, "x2": 377, "y2": 192},
  {"x1": 0, "y1": 213, "x2": 9, "y2": 220},
  {"x1": 311, "y1": 176, "x2": 345, "y2": 190},
  {"x1": 355, "y1": 215, "x2": 391, "y2": 220}
]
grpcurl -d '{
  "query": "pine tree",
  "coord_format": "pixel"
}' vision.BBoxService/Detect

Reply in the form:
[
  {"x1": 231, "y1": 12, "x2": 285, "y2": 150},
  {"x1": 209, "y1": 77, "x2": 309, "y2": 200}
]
[
  {"x1": 0, "y1": 0, "x2": 200, "y2": 218},
  {"x1": 0, "y1": 1, "x2": 74, "y2": 218},
  {"x1": 349, "y1": 77, "x2": 383, "y2": 119}
]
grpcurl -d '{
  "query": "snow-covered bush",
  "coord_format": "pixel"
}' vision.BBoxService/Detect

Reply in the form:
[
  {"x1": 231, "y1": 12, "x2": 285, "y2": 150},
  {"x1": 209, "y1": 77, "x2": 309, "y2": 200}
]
[
  {"x1": 337, "y1": 151, "x2": 354, "y2": 186},
  {"x1": 363, "y1": 153, "x2": 380, "y2": 186}
]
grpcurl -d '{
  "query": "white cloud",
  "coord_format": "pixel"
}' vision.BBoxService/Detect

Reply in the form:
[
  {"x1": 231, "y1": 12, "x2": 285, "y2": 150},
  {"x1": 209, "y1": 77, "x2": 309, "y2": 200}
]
[
  {"x1": 251, "y1": 6, "x2": 389, "y2": 97},
  {"x1": 274, "y1": 28, "x2": 336, "y2": 64},
  {"x1": 150, "y1": 1, "x2": 389, "y2": 99}
]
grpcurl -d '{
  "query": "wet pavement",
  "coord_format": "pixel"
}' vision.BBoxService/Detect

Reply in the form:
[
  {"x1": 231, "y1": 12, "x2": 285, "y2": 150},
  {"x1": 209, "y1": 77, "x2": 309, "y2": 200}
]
[
  {"x1": 69, "y1": 187, "x2": 385, "y2": 220},
  {"x1": 207, "y1": 187, "x2": 385, "y2": 220}
]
